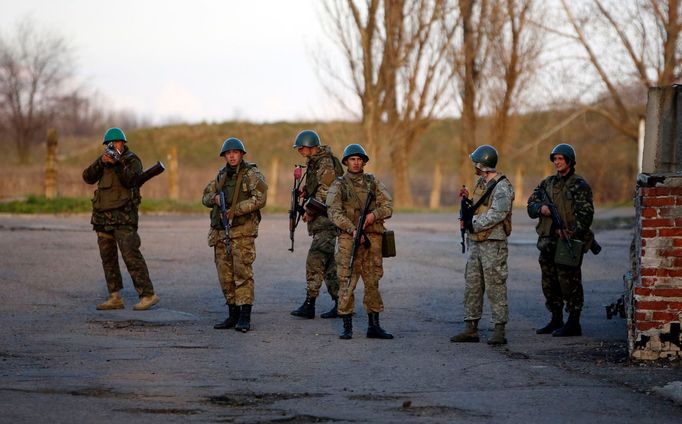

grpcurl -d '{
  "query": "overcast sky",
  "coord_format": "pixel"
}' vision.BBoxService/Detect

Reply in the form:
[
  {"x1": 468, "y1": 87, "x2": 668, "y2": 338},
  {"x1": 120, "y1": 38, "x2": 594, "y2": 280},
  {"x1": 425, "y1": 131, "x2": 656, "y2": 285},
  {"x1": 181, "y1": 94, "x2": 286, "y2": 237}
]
[{"x1": 0, "y1": 0, "x2": 351, "y2": 124}]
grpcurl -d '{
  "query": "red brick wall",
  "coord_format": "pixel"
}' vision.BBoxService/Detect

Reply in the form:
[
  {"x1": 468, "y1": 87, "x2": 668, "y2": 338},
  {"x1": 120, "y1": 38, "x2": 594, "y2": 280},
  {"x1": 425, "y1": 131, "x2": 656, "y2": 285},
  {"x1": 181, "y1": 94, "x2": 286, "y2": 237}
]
[{"x1": 630, "y1": 180, "x2": 682, "y2": 360}]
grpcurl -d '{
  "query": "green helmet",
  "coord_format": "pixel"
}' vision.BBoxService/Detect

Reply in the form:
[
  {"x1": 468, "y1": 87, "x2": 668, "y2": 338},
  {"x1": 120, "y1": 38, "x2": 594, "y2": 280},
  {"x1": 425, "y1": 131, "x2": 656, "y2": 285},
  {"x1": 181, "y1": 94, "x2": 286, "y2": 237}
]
[
  {"x1": 470, "y1": 145, "x2": 498, "y2": 171},
  {"x1": 102, "y1": 127, "x2": 126, "y2": 144},
  {"x1": 550, "y1": 143, "x2": 576, "y2": 166},
  {"x1": 293, "y1": 130, "x2": 320, "y2": 149},
  {"x1": 342, "y1": 143, "x2": 369, "y2": 165},
  {"x1": 219, "y1": 137, "x2": 246, "y2": 156}
]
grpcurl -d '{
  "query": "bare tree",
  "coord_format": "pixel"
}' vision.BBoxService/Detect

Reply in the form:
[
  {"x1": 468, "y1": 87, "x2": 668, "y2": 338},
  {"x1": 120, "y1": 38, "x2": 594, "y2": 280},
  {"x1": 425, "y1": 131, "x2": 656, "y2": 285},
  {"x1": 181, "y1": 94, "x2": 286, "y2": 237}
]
[
  {"x1": 322, "y1": 0, "x2": 458, "y2": 207},
  {"x1": 559, "y1": 0, "x2": 682, "y2": 141},
  {"x1": 0, "y1": 17, "x2": 75, "y2": 163}
]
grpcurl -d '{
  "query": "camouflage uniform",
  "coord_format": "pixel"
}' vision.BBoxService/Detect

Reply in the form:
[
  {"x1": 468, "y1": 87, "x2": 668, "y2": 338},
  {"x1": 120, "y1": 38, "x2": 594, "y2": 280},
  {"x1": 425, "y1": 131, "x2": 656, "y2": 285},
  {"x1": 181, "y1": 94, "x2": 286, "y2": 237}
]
[
  {"x1": 527, "y1": 170, "x2": 594, "y2": 314},
  {"x1": 326, "y1": 172, "x2": 393, "y2": 316},
  {"x1": 463, "y1": 175, "x2": 514, "y2": 324},
  {"x1": 303, "y1": 145, "x2": 341, "y2": 300},
  {"x1": 202, "y1": 159, "x2": 267, "y2": 306},
  {"x1": 82, "y1": 145, "x2": 155, "y2": 298}
]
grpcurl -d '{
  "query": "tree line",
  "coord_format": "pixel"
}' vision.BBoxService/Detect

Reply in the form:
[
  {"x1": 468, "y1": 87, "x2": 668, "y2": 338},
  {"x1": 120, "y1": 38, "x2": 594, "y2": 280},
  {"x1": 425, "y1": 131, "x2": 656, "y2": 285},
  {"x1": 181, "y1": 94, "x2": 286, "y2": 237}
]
[{"x1": 1, "y1": 1, "x2": 681, "y2": 207}]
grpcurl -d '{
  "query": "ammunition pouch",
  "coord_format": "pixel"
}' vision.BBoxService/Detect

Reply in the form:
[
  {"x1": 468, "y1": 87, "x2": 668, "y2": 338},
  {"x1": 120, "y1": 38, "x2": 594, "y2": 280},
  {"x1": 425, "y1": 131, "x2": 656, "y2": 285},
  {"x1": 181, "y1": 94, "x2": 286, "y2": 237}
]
[
  {"x1": 554, "y1": 239, "x2": 584, "y2": 267},
  {"x1": 304, "y1": 197, "x2": 328, "y2": 217}
]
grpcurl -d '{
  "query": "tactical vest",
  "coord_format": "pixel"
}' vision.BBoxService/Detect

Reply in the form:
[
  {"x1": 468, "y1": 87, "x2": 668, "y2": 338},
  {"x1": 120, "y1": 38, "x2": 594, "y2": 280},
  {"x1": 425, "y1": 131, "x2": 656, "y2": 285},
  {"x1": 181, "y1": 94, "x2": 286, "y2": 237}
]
[
  {"x1": 339, "y1": 173, "x2": 384, "y2": 234},
  {"x1": 468, "y1": 174, "x2": 512, "y2": 241},
  {"x1": 536, "y1": 174, "x2": 581, "y2": 237},
  {"x1": 92, "y1": 155, "x2": 137, "y2": 212},
  {"x1": 305, "y1": 149, "x2": 343, "y2": 198},
  {"x1": 210, "y1": 162, "x2": 261, "y2": 229}
]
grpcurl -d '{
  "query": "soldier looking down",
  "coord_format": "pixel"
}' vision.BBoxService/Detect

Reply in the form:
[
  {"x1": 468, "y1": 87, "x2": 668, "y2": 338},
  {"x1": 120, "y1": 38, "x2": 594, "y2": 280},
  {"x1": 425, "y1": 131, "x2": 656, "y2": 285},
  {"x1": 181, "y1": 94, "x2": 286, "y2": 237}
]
[{"x1": 451, "y1": 145, "x2": 514, "y2": 346}]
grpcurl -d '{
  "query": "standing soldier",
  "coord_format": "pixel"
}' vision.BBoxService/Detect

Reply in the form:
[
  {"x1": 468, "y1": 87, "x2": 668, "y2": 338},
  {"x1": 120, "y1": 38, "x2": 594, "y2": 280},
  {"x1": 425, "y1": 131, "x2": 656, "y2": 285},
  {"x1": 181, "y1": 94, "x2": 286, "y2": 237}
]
[
  {"x1": 451, "y1": 145, "x2": 514, "y2": 345},
  {"x1": 527, "y1": 143, "x2": 594, "y2": 337},
  {"x1": 327, "y1": 144, "x2": 393, "y2": 340},
  {"x1": 290, "y1": 130, "x2": 344, "y2": 319},
  {"x1": 82, "y1": 127, "x2": 159, "y2": 311},
  {"x1": 202, "y1": 137, "x2": 267, "y2": 333}
]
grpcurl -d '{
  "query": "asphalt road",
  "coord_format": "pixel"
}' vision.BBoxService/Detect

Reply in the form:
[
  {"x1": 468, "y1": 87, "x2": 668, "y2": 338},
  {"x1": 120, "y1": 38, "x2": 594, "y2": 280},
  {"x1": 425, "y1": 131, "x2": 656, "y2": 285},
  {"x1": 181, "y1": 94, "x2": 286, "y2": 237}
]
[{"x1": 0, "y1": 210, "x2": 680, "y2": 423}]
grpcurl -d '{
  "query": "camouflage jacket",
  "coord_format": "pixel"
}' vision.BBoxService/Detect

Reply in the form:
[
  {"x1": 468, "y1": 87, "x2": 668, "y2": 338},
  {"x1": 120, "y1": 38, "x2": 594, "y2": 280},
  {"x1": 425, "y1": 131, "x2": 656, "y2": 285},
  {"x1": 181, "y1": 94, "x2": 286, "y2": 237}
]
[
  {"x1": 527, "y1": 169, "x2": 594, "y2": 241},
  {"x1": 304, "y1": 145, "x2": 342, "y2": 234},
  {"x1": 82, "y1": 145, "x2": 142, "y2": 229},
  {"x1": 326, "y1": 171, "x2": 392, "y2": 235},
  {"x1": 202, "y1": 160, "x2": 267, "y2": 245},
  {"x1": 470, "y1": 173, "x2": 514, "y2": 241}
]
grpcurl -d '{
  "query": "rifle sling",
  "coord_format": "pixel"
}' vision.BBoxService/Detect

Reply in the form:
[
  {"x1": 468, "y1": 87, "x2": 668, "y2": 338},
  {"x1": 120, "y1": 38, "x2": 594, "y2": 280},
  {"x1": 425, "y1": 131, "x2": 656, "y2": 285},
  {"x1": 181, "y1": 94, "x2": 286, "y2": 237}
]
[{"x1": 470, "y1": 175, "x2": 506, "y2": 212}]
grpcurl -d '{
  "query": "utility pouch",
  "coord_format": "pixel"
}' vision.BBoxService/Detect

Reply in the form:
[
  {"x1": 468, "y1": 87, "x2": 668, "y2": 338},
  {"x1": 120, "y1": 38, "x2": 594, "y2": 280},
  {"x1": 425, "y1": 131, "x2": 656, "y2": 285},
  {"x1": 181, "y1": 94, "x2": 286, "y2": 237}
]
[
  {"x1": 382, "y1": 230, "x2": 396, "y2": 258},
  {"x1": 304, "y1": 197, "x2": 328, "y2": 217},
  {"x1": 554, "y1": 239, "x2": 584, "y2": 267}
]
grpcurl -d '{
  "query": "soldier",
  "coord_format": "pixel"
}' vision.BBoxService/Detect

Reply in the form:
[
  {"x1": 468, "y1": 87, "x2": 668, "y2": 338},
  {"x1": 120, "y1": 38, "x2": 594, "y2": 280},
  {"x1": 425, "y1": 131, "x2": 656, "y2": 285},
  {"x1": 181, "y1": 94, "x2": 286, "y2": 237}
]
[
  {"x1": 451, "y1": 145, "x2": 514, "y2": 345},
  {"x1": 326, "y1": 144, "x2": 394, "y2": 340},
  {"x1": 82, "y1": 127, "x2": 159, "y2": 311},
  {"x1": 202, "y1": 137, "x2": 267, "y2": 333},
  {"x1": 290, "y1": 130, "x2": 344, "y2": 319},
  {"x1": 527, "y1": 143, "x2": 594, "y2": 337}
]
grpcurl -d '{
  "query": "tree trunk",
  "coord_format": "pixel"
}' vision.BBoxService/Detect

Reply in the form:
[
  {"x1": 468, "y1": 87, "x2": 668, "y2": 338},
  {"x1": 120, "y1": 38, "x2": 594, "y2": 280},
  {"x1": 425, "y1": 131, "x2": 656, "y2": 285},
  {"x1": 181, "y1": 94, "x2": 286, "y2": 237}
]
[
  {"x1": 44, "y1": 129, "x2": 58, "y2": 199},
  {"x1": 168, "y1": 146, "x2": 179, "y2": 201},
  {"x1": 390, "y1": 140, "x2": 414, "y2": 208}
]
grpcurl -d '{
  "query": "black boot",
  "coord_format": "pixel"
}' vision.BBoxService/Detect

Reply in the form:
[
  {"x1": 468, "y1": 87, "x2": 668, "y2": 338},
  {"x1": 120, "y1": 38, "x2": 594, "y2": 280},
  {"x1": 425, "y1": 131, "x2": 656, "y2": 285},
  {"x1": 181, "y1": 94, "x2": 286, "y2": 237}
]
[
  {"x1": 552, "y1": 310, "x2": 581, "y2": 337},
  {"x1": 366, "y1": 312, "x2": 393, "y2": 339},
  {"x1": 339, "y1": 314, "x2": 353, "y2": 340},
  {"x1": 290, "y1": 293, "x2": 316, "y2": 319},
  {"x1": 214, "y1": 304, "x2": 239, "y2": 329},
  {"x1": 536, "y1": 309, "x2": 564, "y2": 334},
  {"x1": 235, "y1": 304, "x2": 252, "y2": 333},
  {"x1": 320, "y1": 298, "x2": 339, "y2": 319}
]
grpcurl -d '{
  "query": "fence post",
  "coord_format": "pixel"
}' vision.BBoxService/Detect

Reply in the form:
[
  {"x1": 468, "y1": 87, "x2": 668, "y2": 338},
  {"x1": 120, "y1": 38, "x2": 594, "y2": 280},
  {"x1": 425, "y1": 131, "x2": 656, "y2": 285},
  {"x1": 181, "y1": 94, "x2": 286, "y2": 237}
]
[
  {"x1": 44, "y1": 129, "x2": 58, "y2": 199},
  {"x1": 513, "y1": 166, "x2": 524, "y2": 208},
  {"x1": 168, "y1": 146, "x2": 179, "y2": 200},
  {"x1": 269, "y1": 156, "x2": 279, "y2": 204}
]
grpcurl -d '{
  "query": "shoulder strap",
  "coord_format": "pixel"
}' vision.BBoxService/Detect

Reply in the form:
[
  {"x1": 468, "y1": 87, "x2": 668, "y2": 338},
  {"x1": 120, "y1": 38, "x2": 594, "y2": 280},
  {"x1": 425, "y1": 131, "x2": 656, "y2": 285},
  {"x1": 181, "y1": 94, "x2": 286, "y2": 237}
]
[{"x1": 472, "y1": 175, "x2": 506, "y2": 211}]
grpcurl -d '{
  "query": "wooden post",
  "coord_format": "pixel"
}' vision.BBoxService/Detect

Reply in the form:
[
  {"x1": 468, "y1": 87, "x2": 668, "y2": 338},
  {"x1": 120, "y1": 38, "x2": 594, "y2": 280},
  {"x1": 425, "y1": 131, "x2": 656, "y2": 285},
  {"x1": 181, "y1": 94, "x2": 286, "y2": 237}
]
[
  {"x1": 269, "y1": 156, "x2": 279, "y2": 204},
  {"x1": 44, "y1": 129, "x2": 58, "y2": 199},
  {"x1": 429, "y1": 160, "x2": 442, "y2": 209},
  {"x1": 513, "y1": 165, "x2": 525, "y2": 208},
  {"x1": 168, "y1": 146, "x2": 179, "y2": 200}
]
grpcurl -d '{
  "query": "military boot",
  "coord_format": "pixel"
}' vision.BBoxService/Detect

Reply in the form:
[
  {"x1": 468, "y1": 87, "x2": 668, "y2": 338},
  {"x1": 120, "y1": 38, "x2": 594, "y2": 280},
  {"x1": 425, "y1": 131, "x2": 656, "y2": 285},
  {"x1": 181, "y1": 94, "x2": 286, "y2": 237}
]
[
  {"x1": 487, "y1": 323, "x2": 507, "y2": 345},
  {"x1": 320, "y1": 298, "x2": 339, "y2": 319},
  {"x1": 536, "y1": 309, "x2": 563, "y2": 334},
  {"x1": 214, "y1": 304, "x2": 239, "y2": 329},
  {"x1": 235, "y1": 304, "x2": 252, "y2": 333},
  {"x1": 339, "y1": 314, "x2": 353, "y2": 340},
  {"x1": 96, "y1": 291, "x2": 124, "y2": 310},
  {"x1": 290, "y1": 293, "x2": 316, "y2": 319},
  {"x1": 552, "y1": 311, "x2": 581, "y2": 337},
  {"x1": 366, "y1": 312, "x2": 394, "y2": 339},
  {"x1": 450, "y1": 320, "x2": 480, "y2": 343},
  {"x1": 133, "y1": 294, "x2": 159, "y2": 311}
]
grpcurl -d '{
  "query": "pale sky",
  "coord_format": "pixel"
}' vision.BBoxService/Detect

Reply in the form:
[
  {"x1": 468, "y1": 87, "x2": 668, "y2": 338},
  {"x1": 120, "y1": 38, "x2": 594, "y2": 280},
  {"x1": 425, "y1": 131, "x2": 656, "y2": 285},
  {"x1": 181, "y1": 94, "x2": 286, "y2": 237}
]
[{"x1": 0, "y1": 0, "x2": 352, "y2": 124}]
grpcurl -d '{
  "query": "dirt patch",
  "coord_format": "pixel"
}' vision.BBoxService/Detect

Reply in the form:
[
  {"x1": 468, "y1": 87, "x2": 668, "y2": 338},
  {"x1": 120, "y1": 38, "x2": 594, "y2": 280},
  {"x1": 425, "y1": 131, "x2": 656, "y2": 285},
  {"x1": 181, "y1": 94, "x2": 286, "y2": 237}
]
[
  {"x1": 206, "y1": 392, "x2": 325, "y2": 408},
  {"x1": 398, "y1": 403, "x2": 491, "y2": 419},
  {"x1": 116, "y1": 407, "x2": 202, "y2": 415},
  {"x1": 347, "y1": 393, "x2": 404, "y2": 401},
  {"x1": 92, "y1": 320, "x2": 171, "y2": 329},
  {"x1": 260, "y1": 415, "x2": 345, "y2": 423}
]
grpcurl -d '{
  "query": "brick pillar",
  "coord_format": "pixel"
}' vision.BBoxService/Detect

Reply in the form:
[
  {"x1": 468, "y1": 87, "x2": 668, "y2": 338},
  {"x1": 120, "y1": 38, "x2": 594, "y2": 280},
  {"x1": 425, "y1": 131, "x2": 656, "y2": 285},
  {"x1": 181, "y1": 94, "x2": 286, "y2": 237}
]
[{"x1": 629, "y1": 86, "x2": 682, "y2": 360}]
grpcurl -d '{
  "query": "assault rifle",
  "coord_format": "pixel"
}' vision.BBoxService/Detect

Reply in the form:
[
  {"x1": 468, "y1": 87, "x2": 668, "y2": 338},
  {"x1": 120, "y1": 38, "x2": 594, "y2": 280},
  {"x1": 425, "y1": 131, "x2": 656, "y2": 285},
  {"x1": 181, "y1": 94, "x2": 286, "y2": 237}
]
[
  {"x1": 459, "y1": 186, "x2": 473, "y2": 254},
  {"x1": 135, "y1": 161, "x2": 165, "y2": 187},
  {"x1": 346, "y1": 190, "x2": 374, "y2": 289},
  {"x1": 219, "y1": 191, "x2": 231, "y2": 256},
  {"x1": 288, "y1": 165, "x2": 306, "y2": 252},
  {"x1": 539, "y1": 185, "x2": 577, "y2": 261}
]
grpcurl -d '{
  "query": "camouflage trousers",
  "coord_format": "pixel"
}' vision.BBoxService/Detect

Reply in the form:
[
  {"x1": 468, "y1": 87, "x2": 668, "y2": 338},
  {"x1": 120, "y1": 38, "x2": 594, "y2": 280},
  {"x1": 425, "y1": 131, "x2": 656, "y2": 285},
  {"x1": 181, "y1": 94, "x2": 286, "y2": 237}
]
[
  {"x1": 463, "y1": 239, "x2": 509, "y2": 324},
  {"x1": 96, "y1": 226, "x2": 155, "y2": 297},
  {"x1": 305, "y1": 230, "x2": 339, "y2": 299},
  {"x1": 214, "y1": 236, "x2": 256, "y2": 305},
  {"x1": 336, "y1": 232, "x2": 384, "y2": 316},
  {"x1": 539, "y1": 251, "x2": 583, "y2": 313}
]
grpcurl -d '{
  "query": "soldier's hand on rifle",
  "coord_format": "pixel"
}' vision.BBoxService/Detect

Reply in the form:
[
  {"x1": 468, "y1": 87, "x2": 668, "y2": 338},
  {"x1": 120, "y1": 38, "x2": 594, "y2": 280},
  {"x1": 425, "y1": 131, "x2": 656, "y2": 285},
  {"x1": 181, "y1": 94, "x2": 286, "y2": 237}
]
[
  {"x1": 302, "y1": 211, "x2": 314, "y2": 223},
  {"x1": 102, "y1": 154, "x2": 116, "y2": 164},
  {"x1": 214, "y1": 194, "x2": 221, "y2": 206},
  {"x1": 557, "y1": 229, "x2": 574, "y2": 240},
  {"x1": 540, "y1": 205, "x2": 552, "y2": 217},
  {"x1": 363, "y1": 212, "x2": 376, "y2": 229},
  {"x1": 459, "y1": 186, "x2": 469, "y2": 199}
]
